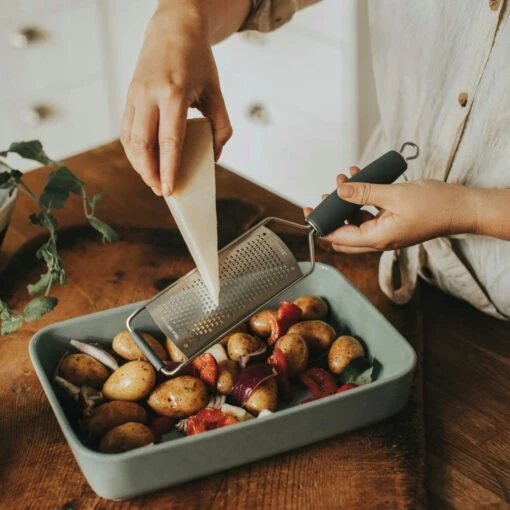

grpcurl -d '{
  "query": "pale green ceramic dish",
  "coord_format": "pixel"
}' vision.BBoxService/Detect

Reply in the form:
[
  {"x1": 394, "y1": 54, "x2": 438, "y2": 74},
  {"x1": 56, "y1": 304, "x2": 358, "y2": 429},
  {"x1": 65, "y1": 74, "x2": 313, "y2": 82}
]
[{"x1": 29, "y1": 262, "x2": 416, "y2": 500}]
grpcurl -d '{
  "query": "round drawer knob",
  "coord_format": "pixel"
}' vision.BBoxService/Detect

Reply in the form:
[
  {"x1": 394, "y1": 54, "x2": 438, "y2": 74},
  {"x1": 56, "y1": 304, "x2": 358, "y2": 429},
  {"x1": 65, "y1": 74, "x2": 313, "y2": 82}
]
[
  {"x1": 9, "y1": 27, "x2": 43, "y2": 48},
  {"x1": 20, "y1": 105, "x2": 53, "y2": 126},
  {"x1": 247, "y1": 103, "x2": 271, "y2": 125}
]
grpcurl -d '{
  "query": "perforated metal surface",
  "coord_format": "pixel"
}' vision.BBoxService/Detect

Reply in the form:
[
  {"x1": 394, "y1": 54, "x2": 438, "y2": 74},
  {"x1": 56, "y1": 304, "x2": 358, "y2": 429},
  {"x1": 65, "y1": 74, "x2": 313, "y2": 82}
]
[{"x1": 146, "y1": 226, "x2": 302, "y2": 357}]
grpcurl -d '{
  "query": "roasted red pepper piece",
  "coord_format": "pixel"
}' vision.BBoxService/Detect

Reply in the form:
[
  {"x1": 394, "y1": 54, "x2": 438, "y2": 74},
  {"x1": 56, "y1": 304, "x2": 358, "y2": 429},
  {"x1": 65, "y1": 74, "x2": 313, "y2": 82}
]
[
  {"x1": 269, "y1": 301, "x2": 302, "y2": 345},
  {"x1": 186, "y1": 408, "x2": 239, "y2": 436},
  {"x1": 267, "y1": 347, "x2": 293, "y2": 403},
  {"x1": 336, "y1": 383, "x2": 358, "y2": 393},
  {"x1": 299, "y1": 367, "x2": 337, "y2": 400},
  {"x1": 192, "y1": 353, "x2": 218, "y2": 388}
]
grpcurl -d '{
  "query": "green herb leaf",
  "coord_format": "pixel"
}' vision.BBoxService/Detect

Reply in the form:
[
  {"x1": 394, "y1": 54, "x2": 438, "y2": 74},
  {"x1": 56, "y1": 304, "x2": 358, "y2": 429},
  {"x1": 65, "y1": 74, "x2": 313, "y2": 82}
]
[
  {"x1": 0, "y1": 300, "x2": 24, "y2": 334},
  {"x1": 23, "y1": 296, "x2": 58, "y2": 322},
  {"x1": 1, "y1": 141, "x2": 52, "y2": 165},
  {"x1": 338, "y1": 357, "x2": 374, "y2": 385},
  {"x1": 30, "y1": 212, "x2": 58, "y2": 231},
  {"x1": 1, "y1": 315, "x2": 24, "y2": 334},
  {"x1": 0, "y1": 299, "x2": 11, "y2": 320},
  {"x1": 39, "y1": 166, "x2": 83, "y2": 210},
  {"x1": 27, "y1": 272, "x2": 55, "y2": 296},
  {"x1": 88, "y1": 216, "x2": 118, "y2": 244}
]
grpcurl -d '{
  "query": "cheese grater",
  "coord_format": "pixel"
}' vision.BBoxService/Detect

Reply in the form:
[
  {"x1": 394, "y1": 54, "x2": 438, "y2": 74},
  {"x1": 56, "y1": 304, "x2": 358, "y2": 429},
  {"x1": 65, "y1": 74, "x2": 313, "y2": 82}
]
[{"x1": 126, "y1": 143, "x2": 419, "y2": 376}]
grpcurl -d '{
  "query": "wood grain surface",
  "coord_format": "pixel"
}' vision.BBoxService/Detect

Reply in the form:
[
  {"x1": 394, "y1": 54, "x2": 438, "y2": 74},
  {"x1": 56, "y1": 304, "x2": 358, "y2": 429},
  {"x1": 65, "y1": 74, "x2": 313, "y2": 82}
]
[{"x1": 0, "y1": 140, "x2": 430, "y2": 509}]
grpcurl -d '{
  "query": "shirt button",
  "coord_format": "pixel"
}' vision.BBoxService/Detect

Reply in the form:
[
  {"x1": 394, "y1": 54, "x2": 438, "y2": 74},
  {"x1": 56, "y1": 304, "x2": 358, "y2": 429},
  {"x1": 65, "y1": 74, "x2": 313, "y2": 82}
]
[
  {"x1": 458, "y1": 92, "x2": 468, "y2": 107},
  {"x1": 489, "y1": 0, "x2": 501, "y2": 10}
]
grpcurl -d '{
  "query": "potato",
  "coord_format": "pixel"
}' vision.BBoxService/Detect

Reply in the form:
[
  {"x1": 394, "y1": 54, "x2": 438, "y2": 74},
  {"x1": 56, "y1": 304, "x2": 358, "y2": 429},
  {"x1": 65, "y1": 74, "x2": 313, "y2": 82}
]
[
  {"x1": 102, "y1": 361, "x2": 156, "y2": 401},
  {"x1": 293, "y1": 295, "x2": 328, "y2": 320},
  {"x1": 59, "y1": 353, "x2": 110, "y2": 389},
  {"x1": 287, "y1": 320, "x2": 336, "y2": 355},
  {"x1": 112, "y1": 330, "x2": 168, "y2": 361},
  {"x1": 216, "y1": 360, "x2": 239, "y2": 395},
  {"x1": 248, "y1": 309, "x2": 277, "y2": 338},
  {"x1": 98, "y1": 422, "x2": 154, "y2": 453},
  {"x1": 148, "y1": 376, "x2": 208, "y2": 418},
  {"x1": 83, "y1": 401, "x2": 147, "y2": 437},
  {"x1": 243, "y1": 378, "x2": 278, "y2": 416},
  {"x1": 328, "y1": 336, "x2": 365, "y2": 374},
  {"x1": 227, "y1": 333, "x2": 265, "y2": 362},
  {"x1": 274, "y1": 333, "x2": 309, "y2": 376},
  {"x1": 219, "y1": 322, "x2": 248, "y2": 347},
  {"x1": 165, "y1": 337, "x2": 187, "y2": 363}
]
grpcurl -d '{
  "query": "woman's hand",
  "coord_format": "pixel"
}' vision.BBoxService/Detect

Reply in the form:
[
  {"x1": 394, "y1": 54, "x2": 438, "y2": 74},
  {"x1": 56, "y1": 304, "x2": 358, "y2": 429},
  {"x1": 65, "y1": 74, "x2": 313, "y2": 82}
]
[
  {"x1": 304, "y1": 167, "x2": 479, "y2": 253},
  {"x1": 120, "y1": 1, "x2": 232, "y2": 196}
]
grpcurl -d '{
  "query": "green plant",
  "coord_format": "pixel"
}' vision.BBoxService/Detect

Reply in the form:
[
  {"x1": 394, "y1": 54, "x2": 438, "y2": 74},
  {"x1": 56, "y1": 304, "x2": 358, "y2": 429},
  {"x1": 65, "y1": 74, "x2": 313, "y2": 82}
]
[{"x1": 0, "y1": 140, "x2": 118, "y2": 334}]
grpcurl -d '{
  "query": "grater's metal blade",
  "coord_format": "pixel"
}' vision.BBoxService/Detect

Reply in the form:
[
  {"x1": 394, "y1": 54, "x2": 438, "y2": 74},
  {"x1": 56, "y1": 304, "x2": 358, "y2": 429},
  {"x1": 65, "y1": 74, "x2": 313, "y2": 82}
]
[{"x1": 146, "y1": 225, "x2": 303, "y2": 358}]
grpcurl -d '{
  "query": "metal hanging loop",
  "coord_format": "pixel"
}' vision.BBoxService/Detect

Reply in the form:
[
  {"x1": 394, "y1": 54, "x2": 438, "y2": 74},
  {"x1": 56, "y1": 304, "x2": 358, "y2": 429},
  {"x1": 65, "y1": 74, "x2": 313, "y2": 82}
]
[{"x1": 399, "y1": 142, "x2": 420, "y2": 161}]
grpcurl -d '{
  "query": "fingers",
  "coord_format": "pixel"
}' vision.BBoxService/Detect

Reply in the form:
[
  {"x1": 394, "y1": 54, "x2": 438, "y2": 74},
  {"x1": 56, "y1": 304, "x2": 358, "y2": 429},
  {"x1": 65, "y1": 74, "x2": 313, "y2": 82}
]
[
  {"x1": 158, "y1": 98, "x2": 188, "y2": 196},
  {"x1": 331, "y1": 244, "x2": 379, "y2": 254},
  {"x1": 349, "y1": 165, "x2": 360, "y2": 177},
  {"x1": 207, "y1": 91, "x2": 233, "y2": 161},
  {"x1": 303, "y1": 207, "x2": 313, "y2": 218},
  {"x1": 336, "y1": 181, "x2": 394, "y2": 208},
  {"x1": 122, "y1": 102, "x2": 161, "y2": 192},
  {"x1": 323, "y1": 219, "x2": 385, "y2": 247}
]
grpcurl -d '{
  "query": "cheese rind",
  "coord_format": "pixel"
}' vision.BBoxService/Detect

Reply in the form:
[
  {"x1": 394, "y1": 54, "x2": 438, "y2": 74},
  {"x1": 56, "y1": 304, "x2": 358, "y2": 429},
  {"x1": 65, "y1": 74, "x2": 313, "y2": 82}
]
[{"x1": 164, "y1": 118, "x2": 220, "y2": 304}]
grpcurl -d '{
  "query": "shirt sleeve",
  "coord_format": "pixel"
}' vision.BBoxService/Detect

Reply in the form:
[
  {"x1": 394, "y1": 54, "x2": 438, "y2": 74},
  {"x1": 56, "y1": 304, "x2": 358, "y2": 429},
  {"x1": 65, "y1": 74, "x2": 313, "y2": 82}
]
[{"x1": 240, "y1": 0, "x2": 321, "y2": 33}]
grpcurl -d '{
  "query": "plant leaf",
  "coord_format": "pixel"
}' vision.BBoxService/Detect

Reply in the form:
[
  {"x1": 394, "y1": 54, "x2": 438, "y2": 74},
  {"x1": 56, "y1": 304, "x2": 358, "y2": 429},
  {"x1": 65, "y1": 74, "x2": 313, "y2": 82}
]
[
  {"x1": 27, "y1": 272, "x2": 55, "y2": 295},
  {"x1": 39, "y1": 166, "x2": 83, "y2": 210},
  {"x1": 1, "y1": 141, "x2": 52, "y2": 165},
  {"x1": 30, "y1": 212, "x2": 58, "y2": 231},
  {"x1": 1, "y1": 315, "x2": 24, "y2": 334},
  {"x1": 23, "y1": 296, "x2": 58, "y2": 322},
  {"x1": 88, "y1": 216, "x2": 118, "y2": 244}
]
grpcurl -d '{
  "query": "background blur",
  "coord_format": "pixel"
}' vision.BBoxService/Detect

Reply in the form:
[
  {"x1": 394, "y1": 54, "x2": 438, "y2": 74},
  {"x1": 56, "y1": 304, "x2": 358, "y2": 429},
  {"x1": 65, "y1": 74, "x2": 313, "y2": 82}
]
[{"x1": 0, "y1": 0, "x2": 378, "y2": 206}]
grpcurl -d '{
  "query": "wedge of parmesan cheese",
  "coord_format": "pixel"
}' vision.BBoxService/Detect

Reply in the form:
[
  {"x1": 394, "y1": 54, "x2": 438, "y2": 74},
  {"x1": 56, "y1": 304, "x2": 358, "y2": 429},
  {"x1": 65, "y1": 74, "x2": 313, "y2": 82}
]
[{"x1": 164, "y1": 118, "x2": 220, "y2": 304}]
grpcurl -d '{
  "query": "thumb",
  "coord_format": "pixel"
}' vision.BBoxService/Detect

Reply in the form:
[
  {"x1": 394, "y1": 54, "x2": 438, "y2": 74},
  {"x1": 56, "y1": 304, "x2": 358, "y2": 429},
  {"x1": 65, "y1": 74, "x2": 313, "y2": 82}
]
[{"x1": 337, "y1": 182, "x2": 393, "y2": 208}]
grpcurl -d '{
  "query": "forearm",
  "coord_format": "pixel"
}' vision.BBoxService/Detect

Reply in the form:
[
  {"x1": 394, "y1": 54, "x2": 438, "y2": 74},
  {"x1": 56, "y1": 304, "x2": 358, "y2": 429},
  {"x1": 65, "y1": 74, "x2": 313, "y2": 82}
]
[
  {"x1": 470, "y1": 187, "x2": 510, "y2": 240},
  {"x1": 157, "y1": 0, "x2": 252, "y2": 44}
]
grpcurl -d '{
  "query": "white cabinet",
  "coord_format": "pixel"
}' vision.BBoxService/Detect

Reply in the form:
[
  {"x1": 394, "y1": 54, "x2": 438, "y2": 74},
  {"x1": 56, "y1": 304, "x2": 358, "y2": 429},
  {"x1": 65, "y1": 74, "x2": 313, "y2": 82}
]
[{"x1": 1, "y1": 0, "x2": 377, "y2": 206}]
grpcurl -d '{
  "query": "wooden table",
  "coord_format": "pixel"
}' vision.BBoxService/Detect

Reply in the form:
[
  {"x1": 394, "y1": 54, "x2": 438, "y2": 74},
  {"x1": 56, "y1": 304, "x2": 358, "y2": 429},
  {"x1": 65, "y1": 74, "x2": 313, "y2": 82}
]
[{"x1": 0, "y1": 142, "x2": 508, "y2": 509}]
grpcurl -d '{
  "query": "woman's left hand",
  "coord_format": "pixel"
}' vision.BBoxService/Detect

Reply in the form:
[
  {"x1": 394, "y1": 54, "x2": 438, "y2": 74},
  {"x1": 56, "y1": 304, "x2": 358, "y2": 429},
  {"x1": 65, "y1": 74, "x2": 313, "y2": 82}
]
[{"x1": 304, "y1": 167, "x2": 478, "y2": 253}]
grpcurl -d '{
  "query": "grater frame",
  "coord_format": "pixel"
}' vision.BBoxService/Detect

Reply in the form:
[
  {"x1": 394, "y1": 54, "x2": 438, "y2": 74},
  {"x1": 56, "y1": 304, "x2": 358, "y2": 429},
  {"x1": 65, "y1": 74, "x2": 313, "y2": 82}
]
[{"x1": 126, "y1": 216, "x2": 315, "y2": 375}]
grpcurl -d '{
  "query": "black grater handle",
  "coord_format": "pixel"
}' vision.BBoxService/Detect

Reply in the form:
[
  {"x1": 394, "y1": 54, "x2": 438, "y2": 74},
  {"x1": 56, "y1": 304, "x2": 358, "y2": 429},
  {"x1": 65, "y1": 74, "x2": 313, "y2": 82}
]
[{"x1": 305, "y1": 150, "x2": 408, "y2": 237}]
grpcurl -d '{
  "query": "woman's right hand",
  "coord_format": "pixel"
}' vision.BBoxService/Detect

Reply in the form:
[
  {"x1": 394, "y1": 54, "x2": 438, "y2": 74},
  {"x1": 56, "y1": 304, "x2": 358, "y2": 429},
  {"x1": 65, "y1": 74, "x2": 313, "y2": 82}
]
[{"x1": 120, "y1": 1, "x2": 232, "y2": 196}]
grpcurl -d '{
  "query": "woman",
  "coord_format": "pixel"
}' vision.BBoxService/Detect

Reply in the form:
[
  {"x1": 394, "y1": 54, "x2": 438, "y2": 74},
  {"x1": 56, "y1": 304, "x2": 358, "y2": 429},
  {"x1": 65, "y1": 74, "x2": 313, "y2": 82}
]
[{"x1": 120, "y1": 0, "x2": 510, "y2": 318}]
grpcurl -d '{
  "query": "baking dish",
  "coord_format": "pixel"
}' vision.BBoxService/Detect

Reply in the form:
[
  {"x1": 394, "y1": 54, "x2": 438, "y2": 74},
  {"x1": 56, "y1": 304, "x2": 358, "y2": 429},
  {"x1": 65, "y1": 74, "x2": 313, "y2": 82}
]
[{"x1": 29, "y1": 262, "x2": 416, "y2": 500}]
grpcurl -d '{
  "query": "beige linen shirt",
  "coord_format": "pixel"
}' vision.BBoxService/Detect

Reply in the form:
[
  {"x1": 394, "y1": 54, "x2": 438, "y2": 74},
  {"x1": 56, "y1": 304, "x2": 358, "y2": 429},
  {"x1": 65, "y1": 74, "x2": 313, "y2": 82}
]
[{"x1": 242, "y1": 0, "x2": 510, "y2": 319}]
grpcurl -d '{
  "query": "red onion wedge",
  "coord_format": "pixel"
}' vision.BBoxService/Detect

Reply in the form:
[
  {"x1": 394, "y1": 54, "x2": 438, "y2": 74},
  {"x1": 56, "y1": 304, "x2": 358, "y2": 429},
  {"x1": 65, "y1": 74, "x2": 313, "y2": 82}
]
[
  {"x1": 231, "y1": 363, "x2": 277, "y2": 406},
  {"x1": 239, "y1": 344, "x2": 268, "y2": 369},
  {"x1": 70, "y1": 339, "x2": 119, "y2": 371}
]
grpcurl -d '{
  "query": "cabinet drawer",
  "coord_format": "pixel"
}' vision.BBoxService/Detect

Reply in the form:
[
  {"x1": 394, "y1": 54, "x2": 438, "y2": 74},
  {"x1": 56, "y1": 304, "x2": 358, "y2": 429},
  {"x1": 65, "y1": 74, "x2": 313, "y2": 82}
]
[
  {"x1": 213, "y1": 27, "x2": 354, "y2": 124},
  {"x1": 0, "y1": 1, "x2": 72, "y2": 21},
  {"x1": 0, "y1": 79, "x2": 114, "y2": 167},
  {"x1": 0, "y1": 1, "x2": 103, "y2": 99},
  {"x1": 218, "y1": 73, "x2": 357, "y2": 207}
]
